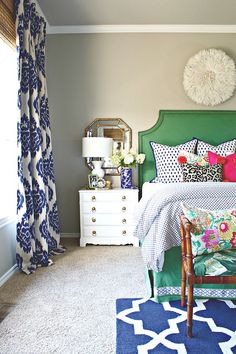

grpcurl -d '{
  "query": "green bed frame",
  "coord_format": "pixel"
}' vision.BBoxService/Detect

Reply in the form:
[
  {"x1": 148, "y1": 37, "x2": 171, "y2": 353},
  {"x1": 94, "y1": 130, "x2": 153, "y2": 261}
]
[
  {"x1": 138, "y1": 110, "x2": 236, "y2": 190},
  {"x1": 138, "y1": 109, "x2": 236, "y2": 302}
]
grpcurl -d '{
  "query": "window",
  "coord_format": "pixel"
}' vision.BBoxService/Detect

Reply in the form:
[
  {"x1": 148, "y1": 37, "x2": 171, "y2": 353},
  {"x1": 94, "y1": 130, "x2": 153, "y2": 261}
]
[
  {"x1": 0, "y1": 0, "x2": 16, "y2": 48},
  {"x1": 0, "y1": 37, "x2": 17, "y2": 221}
]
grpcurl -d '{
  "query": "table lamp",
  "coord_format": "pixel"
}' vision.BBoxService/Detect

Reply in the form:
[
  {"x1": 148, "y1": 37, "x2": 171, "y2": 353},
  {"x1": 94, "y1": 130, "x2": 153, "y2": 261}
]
[{"x1": 82, "y1": 137, "x2": 113, "y2": 178}]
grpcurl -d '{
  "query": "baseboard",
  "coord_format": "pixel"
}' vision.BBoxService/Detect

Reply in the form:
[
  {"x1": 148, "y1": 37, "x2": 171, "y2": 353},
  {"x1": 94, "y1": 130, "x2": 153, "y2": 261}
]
[
  {"x1": 61, "y1": 233, "x2": 79, "y2": 239},
  {"x1": 0, "y1": 264, "x2": 18, "y2": 288}
]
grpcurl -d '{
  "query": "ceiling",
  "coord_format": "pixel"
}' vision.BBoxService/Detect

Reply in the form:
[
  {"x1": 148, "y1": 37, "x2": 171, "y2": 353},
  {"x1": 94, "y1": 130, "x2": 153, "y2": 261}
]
[{"x1": 37, "y1": 0, "x2": 236, "y2": 27}]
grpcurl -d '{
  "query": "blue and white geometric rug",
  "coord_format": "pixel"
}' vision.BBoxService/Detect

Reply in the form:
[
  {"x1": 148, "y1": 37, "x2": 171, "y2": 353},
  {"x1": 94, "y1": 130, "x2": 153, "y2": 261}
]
[{"x1": 116, "y1": 298, "x2": 236, "y2": 354}]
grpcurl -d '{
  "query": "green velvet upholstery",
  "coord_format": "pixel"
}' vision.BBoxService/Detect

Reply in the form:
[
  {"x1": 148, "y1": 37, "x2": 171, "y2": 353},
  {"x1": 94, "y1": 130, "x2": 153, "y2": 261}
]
[{"x1": 138, "y1": 110, "x2": 236, "y2": 190}]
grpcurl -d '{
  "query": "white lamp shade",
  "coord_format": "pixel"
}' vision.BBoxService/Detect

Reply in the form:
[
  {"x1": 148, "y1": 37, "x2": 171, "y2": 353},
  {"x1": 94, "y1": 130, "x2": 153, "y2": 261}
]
[{"x1": 82, "y1": 137, "x2": 113, "y2": 158}]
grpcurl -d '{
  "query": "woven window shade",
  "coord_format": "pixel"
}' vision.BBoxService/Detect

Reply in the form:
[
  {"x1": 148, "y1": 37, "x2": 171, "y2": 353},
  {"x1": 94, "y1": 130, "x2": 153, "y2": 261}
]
[{"x1": 0, "y1": 0, "x2": 16, "y2": 47}]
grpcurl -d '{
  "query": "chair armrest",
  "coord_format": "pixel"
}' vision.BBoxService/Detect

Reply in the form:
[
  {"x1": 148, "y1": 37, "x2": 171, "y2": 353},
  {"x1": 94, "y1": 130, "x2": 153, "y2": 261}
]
[{"x1": 180, "y1": 214, "x2": 192, "y2": 231}]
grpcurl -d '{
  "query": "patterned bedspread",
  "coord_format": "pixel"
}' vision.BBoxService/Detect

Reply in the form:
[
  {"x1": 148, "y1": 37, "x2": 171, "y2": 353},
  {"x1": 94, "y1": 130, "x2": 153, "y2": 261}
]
[{"x1": 134, "y1": 182, "x2": 236, "y2": 272}]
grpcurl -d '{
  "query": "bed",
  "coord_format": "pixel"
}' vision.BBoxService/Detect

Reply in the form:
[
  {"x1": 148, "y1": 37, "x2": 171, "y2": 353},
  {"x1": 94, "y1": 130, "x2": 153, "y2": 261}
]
[{"x1": 136, "y1": 110, "x2": 236, "y2": 302}]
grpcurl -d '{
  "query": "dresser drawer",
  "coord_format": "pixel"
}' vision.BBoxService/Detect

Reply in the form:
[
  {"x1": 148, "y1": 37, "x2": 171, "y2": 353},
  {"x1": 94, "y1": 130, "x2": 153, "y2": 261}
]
[
  {"x1": 83, "y1": 226, "x2": 135, "y2": 238},
  {"x1": 83, "y1": 214, "x2": 135, "y2": 226},
  {"x1": 81, "y1": 202, "x2": 136, "y2": 214},
  {"x1": 79, "y1": 188, "x2": 139, "y2": 247},
  {"x1": 80, "y1": 191, "x2": 138, "y2": 203}
]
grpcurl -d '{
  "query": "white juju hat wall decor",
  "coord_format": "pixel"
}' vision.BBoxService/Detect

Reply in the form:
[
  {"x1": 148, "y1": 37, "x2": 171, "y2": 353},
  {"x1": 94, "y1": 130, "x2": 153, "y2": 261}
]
[{"x1": 183, "y1": 49, "x2": 236, "y2": 106}]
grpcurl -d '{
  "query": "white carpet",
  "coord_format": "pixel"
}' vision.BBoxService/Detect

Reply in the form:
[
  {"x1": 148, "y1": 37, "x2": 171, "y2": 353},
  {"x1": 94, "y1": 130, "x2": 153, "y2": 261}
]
[{"x1": 0, "y1": 239, "x2": 147, "y2": 354}]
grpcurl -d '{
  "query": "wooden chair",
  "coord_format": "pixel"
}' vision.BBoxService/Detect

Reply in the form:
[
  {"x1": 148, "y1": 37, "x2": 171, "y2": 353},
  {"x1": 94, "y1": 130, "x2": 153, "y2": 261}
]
[{"x1": 180, "y1": 214, "x2": 236, "y2": 338}]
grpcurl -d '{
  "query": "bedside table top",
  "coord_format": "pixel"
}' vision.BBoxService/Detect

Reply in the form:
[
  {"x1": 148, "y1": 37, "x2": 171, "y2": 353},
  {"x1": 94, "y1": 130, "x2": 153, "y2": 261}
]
[{"x1": 79, "y1": 187, "x2": 138, "y2": 193}]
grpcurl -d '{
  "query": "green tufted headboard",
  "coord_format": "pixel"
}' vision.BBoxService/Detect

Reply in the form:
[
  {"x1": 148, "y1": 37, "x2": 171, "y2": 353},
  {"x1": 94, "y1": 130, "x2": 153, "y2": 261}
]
[{"x1": 138, "y1": 110, "x2": 236, "y2": 190}]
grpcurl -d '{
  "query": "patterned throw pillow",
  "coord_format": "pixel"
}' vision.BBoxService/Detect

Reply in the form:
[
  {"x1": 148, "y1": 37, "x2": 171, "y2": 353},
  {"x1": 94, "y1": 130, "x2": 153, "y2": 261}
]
[
  {"x1": 177, "y1": 151, "x2": 208, "y2": 166},
  {"x1": 208, "y1": 151, "x2": 236, "y2": 182},
  {"x1": 196, "y1": 138, "x2": 236, "y2": 157},
  {"x1": 181, "y1": 202, "x2": 236, "y2": 256},
  {"x1": 181, "y1": 163, "x2": 223, "y2": 182},
  {"x1": 150, "y1": 139, "x2": 197, "y2": 183}
]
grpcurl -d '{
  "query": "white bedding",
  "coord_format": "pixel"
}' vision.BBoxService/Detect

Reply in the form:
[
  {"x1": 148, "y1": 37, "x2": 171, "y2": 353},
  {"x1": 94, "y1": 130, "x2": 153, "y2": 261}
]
[
  {"x1": 141, "y1": 181, "x2": 163, "y2": 200},
  {"x1": 135, "y1": 182, "x2": 236, "y2": 272}
]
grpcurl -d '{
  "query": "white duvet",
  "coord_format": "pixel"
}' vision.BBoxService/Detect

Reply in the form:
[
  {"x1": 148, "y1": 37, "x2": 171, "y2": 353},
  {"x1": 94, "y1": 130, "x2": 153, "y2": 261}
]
[{"x1": 134, "y1": 182, "x2": 236, "y2": 272}]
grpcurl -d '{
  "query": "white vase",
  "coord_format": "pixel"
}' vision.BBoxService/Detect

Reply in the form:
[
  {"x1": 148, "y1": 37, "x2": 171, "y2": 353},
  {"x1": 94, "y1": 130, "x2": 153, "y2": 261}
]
[{"x1": 91, "y1": 160, "x2": 104, "y2": 178}]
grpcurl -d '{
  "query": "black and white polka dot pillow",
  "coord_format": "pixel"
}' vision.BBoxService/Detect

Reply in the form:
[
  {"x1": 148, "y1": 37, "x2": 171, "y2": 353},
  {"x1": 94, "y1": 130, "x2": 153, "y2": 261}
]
[
  {"x1": 150, "y1": 139, "x2": 197, "y2": 183},
  {"x1": 196, "y1": 139, "x2": 236, "y2": 157}
]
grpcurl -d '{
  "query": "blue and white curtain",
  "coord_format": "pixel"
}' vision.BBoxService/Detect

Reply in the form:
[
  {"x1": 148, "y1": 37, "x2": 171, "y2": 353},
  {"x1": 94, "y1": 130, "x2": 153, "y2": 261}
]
[{"x1": 16, "y1": 0, "x2": 63, "y2": 274}]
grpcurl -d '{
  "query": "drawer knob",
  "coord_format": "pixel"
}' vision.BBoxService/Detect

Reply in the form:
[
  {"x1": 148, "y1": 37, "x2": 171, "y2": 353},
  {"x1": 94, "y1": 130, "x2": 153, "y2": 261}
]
[
  {"x1": 122, "y1": 206, "x2": 126, "y2": 212},
  {"x1": 91, "y1": 196, "x2": 96, "y2": 201},
  {"x1": 92, "y1": 217, "x2": 96, "y2": 223},
  {"x1": 92, "y1": 230, "x2": 96, "y2": 236},
  {"x1": 122, "y1": 218, "x2": 127, "y2": 224},
  {"x1": 92, "y1": 207, "x2": 96, "y2": 212},
  {"x1": 122, "y1": 230, "x2": 127, "y2": 236},
  {"x1": 122, "y1": 195, "x2": 126, "y2": 201}
]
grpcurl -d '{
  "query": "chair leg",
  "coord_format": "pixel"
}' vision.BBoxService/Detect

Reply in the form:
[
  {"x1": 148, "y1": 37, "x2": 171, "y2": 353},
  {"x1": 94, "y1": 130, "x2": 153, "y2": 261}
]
[
  {"x1": 187, "y1": 284, "x2": 193, "y2": 338},
  {"x1": 181, "y1": 263, "x2": 186, "y2": 307}
]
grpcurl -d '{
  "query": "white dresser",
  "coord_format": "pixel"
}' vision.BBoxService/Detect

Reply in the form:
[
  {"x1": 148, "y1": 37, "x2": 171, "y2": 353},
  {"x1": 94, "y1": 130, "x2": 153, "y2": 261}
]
[{"x1": 79, "y1": 188, "x2": 139, "y2": 247}]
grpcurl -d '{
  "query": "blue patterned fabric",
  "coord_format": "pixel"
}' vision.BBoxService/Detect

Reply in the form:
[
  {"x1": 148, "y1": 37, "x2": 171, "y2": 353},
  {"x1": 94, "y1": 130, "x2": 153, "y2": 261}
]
[
  {"x1": 16, "y1": 0, "x2": 63, "y2": 274},
  {"x1": 120, "y1": 168, "x2": 133, "y2": 188},
  {"x1": 116, "y1": 298, "x2": 236, "y2": 353}
]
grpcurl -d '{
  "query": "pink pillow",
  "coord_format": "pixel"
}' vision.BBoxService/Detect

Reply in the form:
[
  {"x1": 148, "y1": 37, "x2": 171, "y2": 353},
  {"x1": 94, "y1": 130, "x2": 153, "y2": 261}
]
[{"x1": 208, "y1": 151, "x2": 236, "y2": 182}]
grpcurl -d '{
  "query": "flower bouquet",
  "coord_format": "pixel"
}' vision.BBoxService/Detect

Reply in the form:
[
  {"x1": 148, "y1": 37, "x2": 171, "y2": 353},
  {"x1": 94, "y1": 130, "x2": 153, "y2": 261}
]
[{"x1": 111, "y1": 149, "x2": 145, "y2": 188}]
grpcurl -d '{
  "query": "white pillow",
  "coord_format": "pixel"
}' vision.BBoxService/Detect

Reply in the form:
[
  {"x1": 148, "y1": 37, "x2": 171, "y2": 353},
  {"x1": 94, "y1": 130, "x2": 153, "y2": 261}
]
[
  {"x1": 150, "y1": 139, "x2": 197, "y2": 183},
  {"x1": 196, "y1": 139, "x2": 236, "y2": 157}
]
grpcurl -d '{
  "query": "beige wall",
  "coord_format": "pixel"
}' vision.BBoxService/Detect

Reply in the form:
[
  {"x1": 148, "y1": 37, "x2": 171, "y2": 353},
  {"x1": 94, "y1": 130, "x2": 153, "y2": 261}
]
[{"x1": 46, "y1": 33, "x2": 236, "y2": 233}]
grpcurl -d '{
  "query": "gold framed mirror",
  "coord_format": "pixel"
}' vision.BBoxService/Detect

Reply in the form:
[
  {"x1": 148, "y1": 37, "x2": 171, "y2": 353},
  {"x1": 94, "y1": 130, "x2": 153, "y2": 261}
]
[{"x1": 84, "y1": 118, "x2": 132, "y2": 176}]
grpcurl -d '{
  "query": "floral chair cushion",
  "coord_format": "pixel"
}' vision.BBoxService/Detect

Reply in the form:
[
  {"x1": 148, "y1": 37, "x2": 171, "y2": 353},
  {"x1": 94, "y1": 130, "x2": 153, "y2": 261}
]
[
  {"x1": 194, "y1": 249, "x2": 236, "y2": 276},
  {"x1": 181, "y1": 202, "x2": 236, "y2": 256}
]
